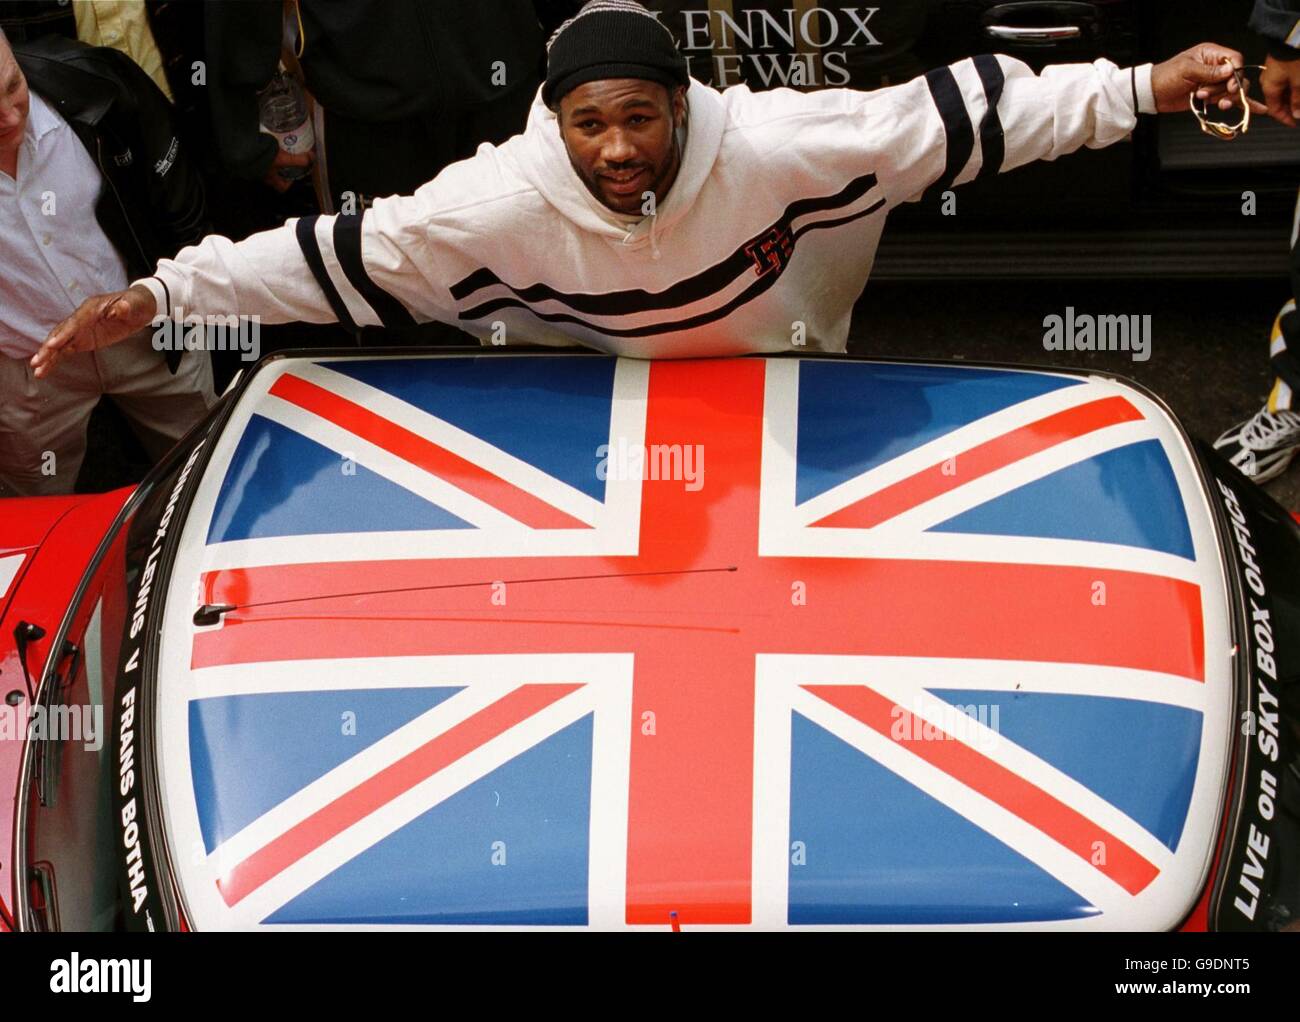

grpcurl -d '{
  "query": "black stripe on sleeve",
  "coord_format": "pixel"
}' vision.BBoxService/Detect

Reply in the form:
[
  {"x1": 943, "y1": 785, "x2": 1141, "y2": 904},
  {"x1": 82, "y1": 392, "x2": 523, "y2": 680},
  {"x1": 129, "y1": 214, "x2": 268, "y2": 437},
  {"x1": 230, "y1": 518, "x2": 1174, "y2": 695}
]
[
  {"x1": 149, "y1": 275, "x2": 171, "y2": 318},
  {"x1": 972, "y1": 54, "x2": 1006, "y2": 181},
  {"x1": 922, "y1": 65, "x2": 975, "y2": 204},
  {"x1": 332, "y1": 212, "x2": 417, "y2": 328},
  {"x1": 295, "y1": 215, "x2": 357, "y2": 331}
]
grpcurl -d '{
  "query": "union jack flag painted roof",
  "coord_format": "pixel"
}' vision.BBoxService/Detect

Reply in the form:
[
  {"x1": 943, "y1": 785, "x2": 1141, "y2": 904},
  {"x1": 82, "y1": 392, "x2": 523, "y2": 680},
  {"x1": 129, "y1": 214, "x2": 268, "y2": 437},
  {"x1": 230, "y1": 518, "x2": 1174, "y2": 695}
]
[{"x1": 155, "y1": 354, "x2": 1233, "y2": 929}]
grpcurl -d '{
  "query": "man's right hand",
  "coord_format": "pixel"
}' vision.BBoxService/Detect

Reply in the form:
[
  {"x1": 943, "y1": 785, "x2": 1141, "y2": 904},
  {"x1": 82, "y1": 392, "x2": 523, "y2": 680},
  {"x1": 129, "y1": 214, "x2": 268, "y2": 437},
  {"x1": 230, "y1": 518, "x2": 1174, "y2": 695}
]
[
  {"x1": 1261, "y1": 53, "x2": 1300, "y2": 127},
  {"x1": 31, "y1": 284, "x2": 158, "y2": 379},
  {"x1": 262, "y1": 148, "x2": 314, "y2": 193}
]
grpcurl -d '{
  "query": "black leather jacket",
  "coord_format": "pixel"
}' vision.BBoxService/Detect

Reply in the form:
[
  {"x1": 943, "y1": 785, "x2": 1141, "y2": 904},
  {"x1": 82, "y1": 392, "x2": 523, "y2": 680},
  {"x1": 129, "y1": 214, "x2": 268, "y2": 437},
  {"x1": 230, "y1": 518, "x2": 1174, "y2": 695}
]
[{"x1": 14, "y1": 35, "x2": 209, "y2": 285}]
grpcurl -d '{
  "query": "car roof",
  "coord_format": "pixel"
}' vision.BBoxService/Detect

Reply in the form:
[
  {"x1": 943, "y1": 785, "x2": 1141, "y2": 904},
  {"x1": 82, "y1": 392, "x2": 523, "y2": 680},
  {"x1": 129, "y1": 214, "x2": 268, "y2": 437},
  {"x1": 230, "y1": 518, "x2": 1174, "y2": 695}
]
[{"x1": 152, "y1": 352, "x2": 1232, "y2": 929}]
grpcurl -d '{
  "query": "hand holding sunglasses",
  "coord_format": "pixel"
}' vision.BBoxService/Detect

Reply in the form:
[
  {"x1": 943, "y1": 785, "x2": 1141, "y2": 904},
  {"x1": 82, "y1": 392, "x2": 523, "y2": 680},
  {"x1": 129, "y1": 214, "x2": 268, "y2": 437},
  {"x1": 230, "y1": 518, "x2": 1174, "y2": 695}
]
[{"x1": 1189, "y1": 58, "x2": 1271, "y2": 140}]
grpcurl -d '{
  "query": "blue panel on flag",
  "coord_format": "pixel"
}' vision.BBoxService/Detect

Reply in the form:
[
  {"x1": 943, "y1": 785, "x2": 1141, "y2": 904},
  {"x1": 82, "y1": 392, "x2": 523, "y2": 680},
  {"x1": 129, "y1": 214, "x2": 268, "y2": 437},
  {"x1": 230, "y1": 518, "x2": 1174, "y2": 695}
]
[
  {"x1": 929, "y1": 689, "x2": 1201, "y2": 852},
  {"x1": 265, "y1": 714, "x2": 593, "y2": 926},
  {"x1": 795, "y1": 362, "x2": 1080, "y2": 504},
  {"x1": 928, "y1": 440, "x2": 1194, "y2": 559},
  {"x1": 325, "y1": 356, "x2": 616, "y2": 500},
  {"x1": 190, "y1": 687, "x2": 463, "y2": 853},
  {"x1": 787, "y1": 713, "x2": 1094, "y2": 924},
  {"x1": 207, "y1": 414, "x2": 470, "y2": 543}
]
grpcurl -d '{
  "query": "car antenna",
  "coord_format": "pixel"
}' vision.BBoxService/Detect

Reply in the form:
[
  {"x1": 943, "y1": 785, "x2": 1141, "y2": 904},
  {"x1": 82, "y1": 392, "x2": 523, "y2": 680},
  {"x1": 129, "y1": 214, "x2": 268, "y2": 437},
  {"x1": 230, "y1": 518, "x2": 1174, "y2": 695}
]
[{"x1": 192, "y1": 566, "x2": 738, "y2": 626}]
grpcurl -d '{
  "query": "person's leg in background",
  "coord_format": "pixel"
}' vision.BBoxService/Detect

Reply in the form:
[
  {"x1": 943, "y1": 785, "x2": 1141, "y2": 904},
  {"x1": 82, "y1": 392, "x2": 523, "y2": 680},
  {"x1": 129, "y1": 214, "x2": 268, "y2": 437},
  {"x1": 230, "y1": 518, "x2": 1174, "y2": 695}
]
[
  {"x1": 98, "y1": 332, "x2": 218, "y2": 464},
  {"x1": 1266, "y1": 188, "x2": 1300, "y2": 412},
  {"x1": 1265, "y1": 299, "x2": 1298, "y2": 413},
  {"x1": 1214, "y1": 187, "x2": 1300, "y2": 483},
  {"x1": 0, "y1": 347, "x2": 104, "y2": 496}
]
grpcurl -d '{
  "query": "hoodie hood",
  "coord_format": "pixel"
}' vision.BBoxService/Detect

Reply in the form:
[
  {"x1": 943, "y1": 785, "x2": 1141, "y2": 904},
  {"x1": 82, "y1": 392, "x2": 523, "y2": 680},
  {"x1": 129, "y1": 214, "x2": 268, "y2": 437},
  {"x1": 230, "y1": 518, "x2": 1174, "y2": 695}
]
[{"x1": 517, "y1": 78, "x2": 727, "y2": 254}]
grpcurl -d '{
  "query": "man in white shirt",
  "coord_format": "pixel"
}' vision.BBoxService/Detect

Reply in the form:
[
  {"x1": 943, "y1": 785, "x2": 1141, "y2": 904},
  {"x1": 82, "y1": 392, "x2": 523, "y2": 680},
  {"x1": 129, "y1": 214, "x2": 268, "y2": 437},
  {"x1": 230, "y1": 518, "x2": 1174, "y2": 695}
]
[
  {"x1": 0, "y1": 28, "x2": 215, "y2": 496},
  {"x1": 32, "y1": 1, "x2": 1253, "y2": 368}
]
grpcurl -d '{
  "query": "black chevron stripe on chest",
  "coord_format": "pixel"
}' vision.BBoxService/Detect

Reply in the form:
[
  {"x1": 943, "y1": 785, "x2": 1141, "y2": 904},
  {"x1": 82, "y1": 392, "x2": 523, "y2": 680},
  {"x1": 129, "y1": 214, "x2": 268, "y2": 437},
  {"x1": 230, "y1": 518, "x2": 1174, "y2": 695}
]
[{"x1": 449, "y1": 172, "x2": 881, "y2": 335}]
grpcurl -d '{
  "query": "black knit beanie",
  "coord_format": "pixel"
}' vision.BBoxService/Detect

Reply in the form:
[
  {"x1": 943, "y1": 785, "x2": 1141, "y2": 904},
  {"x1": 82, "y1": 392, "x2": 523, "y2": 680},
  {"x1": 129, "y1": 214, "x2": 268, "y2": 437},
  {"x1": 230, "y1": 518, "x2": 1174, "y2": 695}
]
[{"x1": 543, "y1": 0, "x2": 690, "y2": 109}]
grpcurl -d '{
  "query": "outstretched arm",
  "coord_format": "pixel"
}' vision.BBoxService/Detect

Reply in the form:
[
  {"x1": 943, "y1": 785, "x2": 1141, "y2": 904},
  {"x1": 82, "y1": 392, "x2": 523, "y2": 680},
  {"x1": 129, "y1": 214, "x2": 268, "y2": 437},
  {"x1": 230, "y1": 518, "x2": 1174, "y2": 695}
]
[
  {"x1": 857, "y1": 43, "x2": 1252, "y2": 209},
  {"x1": 32, "y1": 219, "x2": 338, "y2": 378},
  {"x1": 32, "y1": 193, "x2": 448, "y2": 379}
]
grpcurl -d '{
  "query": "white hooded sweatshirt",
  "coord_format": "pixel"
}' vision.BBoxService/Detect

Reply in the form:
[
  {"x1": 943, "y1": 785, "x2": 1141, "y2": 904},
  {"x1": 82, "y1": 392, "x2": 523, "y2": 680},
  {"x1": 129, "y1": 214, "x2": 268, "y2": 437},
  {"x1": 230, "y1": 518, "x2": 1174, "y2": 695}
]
[{"x1": 138, "y1": 56, "x2": 1155, "y2": 358}]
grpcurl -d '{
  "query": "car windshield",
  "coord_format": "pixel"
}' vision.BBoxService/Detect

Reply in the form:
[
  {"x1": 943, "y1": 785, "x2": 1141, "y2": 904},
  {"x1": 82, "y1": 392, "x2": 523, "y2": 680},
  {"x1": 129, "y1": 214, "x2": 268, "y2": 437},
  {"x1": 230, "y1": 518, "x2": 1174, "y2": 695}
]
[{"x1": 18, "y1": 434, "x2": 209, "y2": 931}]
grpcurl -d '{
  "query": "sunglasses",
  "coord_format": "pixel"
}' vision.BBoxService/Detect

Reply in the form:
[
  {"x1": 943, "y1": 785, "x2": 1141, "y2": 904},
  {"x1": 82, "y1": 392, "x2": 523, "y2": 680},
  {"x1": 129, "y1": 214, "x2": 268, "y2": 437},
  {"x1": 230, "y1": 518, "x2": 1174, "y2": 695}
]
[{"x1": 1191, "y1": 60, "x2": 1266, "y2": 141}]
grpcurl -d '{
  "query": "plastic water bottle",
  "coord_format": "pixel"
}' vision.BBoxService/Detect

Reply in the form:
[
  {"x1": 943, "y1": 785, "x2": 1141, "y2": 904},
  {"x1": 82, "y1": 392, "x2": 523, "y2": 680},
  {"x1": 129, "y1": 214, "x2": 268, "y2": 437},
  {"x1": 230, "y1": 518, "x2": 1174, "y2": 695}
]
[{"x1": 258, "y1": 69, "x2": 314, "y2": 180}]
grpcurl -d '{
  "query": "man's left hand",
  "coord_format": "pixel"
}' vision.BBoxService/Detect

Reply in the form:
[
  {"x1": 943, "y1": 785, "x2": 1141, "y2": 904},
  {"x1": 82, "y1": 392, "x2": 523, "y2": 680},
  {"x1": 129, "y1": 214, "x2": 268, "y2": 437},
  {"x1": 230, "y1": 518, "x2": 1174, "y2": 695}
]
[{"x1": 1151, "y1": 43, "x2": 1267, "y2": 114}]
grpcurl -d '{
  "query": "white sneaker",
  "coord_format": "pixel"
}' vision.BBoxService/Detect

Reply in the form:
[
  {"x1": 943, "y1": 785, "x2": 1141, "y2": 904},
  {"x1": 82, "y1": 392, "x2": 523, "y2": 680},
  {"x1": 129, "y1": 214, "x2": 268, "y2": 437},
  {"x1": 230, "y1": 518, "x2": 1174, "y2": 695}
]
[{"x1": 1214, "y1": 406, "x2": 1300, "y2": 483}]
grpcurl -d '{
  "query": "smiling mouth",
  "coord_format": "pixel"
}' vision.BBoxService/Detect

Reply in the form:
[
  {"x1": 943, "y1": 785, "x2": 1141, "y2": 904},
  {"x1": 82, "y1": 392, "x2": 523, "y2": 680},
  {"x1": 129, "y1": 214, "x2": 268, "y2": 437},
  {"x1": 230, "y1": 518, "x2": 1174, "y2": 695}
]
[{"x1": 600, "y1": 168, "x2": 648, "y2": 195}]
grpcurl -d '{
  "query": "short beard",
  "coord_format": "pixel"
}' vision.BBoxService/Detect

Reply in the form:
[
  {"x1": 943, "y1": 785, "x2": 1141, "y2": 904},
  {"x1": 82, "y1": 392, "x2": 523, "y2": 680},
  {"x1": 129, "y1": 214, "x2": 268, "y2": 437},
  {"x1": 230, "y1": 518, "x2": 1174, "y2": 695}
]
[{"x1": 569, "y1": 109, "x2": 689, "y2": 215}]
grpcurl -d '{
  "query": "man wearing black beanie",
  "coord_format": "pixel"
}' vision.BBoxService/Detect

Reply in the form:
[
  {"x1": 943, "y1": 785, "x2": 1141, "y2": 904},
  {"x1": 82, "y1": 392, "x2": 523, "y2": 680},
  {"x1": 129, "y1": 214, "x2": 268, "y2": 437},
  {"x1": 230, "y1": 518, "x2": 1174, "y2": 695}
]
[
  {"x1": 542, "y1": 1, "x2": 691, "y2": 218},
  {"x1": 35, "y1": 0, "x2": 1258, "y2": 368}
]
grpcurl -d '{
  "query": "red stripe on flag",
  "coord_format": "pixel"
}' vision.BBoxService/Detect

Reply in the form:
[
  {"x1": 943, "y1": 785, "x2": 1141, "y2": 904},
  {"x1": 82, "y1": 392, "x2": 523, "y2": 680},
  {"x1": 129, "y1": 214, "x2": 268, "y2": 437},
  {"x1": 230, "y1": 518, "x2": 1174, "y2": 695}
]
[
  {"x1": 192, "y1": 557, "x2": 1205, "y2": 683},
  {"x1": 270, "y1": 373, "x2": 589, "y2": 530},
  {"x1": 621, "y1": 359, "x2": 768, "y2": 925},
  {"x1": 812, "y1": 395, "x2": 1144, "y2": 529},
  {"x1": 776, "y1": 559, "x2": 1206, "y2": 682},
  {"x1": 805, "y1": 684, "x2": 1161, "y2": 896},
  {"x1": 217, "y1": 683, "x2": 581, "y2": 907}
]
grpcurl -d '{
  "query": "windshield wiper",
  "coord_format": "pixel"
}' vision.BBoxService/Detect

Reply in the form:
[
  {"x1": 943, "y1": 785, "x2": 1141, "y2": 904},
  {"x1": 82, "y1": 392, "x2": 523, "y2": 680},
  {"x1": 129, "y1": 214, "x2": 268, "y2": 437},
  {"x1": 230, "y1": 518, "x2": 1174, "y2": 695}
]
[
  {"x1": 26, "y1": 861, "x2": 59, "y2": 932},
  {"x1": 13, "y1": 620, "x2": 46, "y2": 694}
]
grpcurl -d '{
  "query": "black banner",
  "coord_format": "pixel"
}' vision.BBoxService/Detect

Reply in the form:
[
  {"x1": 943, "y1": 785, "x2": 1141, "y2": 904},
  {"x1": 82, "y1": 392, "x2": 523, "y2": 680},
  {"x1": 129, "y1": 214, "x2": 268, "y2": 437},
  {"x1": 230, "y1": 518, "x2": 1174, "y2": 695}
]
[
  {"x1": 643, "y1": 2, "x2": 928, "y2": 90},
  {"x1": 1205, "y1": 463, "x2": 1300, "y2": 932},
  {"x1": 2, "y1": 932, "x2": 1295, "y2": 1009},
  {"x1": 109, "y1": 441, "x2": 206, "y2": 933}
]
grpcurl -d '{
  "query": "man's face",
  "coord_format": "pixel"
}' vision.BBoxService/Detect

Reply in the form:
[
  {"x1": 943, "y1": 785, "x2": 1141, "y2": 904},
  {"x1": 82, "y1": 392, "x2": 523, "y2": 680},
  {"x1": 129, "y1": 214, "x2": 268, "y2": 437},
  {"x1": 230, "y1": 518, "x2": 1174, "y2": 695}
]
[
  {"x1": 558, "y1": 78, "x2": 687, "y2": 216},
  {"x1": 0, "y1": 36, "x2": 30, "y2": 157}
]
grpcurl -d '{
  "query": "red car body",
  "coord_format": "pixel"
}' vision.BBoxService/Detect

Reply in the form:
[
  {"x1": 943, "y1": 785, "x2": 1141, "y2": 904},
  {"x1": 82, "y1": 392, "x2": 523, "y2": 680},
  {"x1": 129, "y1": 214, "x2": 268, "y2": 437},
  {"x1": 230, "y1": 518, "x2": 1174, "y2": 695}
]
[{"x1": 0, "y1": 490, "x2": 131, "y2": 929}]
